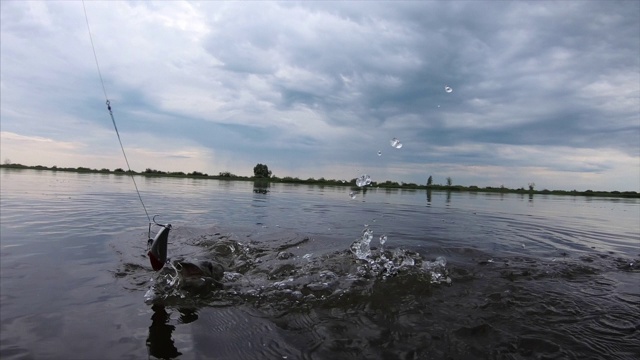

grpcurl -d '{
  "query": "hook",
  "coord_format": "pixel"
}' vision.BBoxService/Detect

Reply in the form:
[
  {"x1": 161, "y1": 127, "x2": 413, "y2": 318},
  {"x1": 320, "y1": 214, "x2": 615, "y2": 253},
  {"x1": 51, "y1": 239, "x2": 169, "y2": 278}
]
[{"x1": 152, "y1": 215, "x2": 171, "y2": 228}]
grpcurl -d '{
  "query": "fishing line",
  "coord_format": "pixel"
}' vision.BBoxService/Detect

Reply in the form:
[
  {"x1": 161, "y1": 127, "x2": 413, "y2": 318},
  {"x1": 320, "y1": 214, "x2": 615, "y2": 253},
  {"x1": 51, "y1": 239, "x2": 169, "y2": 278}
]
[
  {"x1": 83, "y1": 1, "x2": 172, "y2": 272},
  {"x1": 82, "y1": 1, "x2": 150, "y2": 223}
]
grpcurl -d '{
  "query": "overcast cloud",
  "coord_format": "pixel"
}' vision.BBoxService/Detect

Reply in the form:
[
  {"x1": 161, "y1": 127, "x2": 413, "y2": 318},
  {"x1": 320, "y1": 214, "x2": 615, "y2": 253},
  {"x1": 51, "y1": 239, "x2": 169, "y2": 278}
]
[{"x1": 1, "y1": 1, "x2": 638, "y2": 191}]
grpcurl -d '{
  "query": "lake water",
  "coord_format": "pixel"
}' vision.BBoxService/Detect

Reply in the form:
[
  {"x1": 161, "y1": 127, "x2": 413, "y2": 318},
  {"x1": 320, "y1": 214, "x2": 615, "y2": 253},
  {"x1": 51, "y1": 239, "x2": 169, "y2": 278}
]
[{"x1": 1, "y1": 169, "x2": 638, "y2": 359}]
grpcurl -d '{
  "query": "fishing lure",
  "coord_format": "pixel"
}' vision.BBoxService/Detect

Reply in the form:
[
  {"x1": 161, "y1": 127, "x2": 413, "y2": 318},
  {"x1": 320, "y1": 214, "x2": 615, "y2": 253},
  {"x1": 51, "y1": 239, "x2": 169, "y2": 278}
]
[{"x1": 148, "y1": 220, "x2": 172, "y2": 271}]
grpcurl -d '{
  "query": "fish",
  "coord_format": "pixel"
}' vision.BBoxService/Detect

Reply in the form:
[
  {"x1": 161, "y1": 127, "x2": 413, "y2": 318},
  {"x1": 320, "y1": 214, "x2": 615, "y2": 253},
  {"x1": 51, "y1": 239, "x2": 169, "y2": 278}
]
[{"x1": 167, "y1": 259, "x2": 225, "y2": 288}]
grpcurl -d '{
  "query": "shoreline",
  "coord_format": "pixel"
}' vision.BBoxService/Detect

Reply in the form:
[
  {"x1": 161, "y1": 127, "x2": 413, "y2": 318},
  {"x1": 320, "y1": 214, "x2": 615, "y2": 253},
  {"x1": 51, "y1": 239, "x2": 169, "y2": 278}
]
[{"x1": 2, "y1": 164, "x2": 637, "y2": 198}]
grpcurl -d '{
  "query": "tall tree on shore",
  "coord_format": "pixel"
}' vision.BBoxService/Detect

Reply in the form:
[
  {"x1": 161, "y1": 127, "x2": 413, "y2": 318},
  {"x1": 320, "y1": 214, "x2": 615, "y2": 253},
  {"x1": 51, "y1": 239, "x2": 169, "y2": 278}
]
[
  {"x1": 446, "y1": 177, "x2": 452, "y2": 186},
  {"x1": 427, "y1": 175, "x2": 433, "y2": 186},
  {"x1": 253, "y1": 163, "x2": 272, "y2": 178}
]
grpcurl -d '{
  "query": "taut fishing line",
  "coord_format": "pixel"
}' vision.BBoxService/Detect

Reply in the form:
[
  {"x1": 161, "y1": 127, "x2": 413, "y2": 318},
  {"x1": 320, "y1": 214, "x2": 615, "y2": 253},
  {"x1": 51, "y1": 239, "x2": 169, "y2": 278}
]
[{"x1": 82, "y1": 1, "x2": 171, "y2": 271}]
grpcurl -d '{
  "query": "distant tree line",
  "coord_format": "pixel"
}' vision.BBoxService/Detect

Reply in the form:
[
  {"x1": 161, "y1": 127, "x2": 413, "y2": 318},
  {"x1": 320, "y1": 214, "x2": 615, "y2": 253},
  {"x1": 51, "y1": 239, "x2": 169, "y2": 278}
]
[{"x1": 1, "y1": 161, "x2": 637, "y2": 198}]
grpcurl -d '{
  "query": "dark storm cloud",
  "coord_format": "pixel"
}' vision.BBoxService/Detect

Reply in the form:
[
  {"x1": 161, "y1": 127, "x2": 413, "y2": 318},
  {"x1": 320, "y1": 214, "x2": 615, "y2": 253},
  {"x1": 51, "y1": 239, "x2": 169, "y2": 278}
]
[{"x1": 199, "y1": 1, "x2": 638, "y2": 156}]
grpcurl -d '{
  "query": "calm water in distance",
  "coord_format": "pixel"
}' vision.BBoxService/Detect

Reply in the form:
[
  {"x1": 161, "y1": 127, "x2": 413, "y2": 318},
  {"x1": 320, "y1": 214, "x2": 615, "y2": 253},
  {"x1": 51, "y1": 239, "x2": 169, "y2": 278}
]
[{"x1": 1, "y1": 169, "x2": 638, "y2": 359}]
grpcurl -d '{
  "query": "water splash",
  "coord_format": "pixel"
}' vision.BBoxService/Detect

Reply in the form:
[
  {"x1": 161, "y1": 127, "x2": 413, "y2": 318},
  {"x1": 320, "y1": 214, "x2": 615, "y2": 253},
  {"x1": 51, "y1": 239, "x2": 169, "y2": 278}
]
[
  {"x1": 422, "y1": 256, "x2": 451, "y2": 284},
  {"x1": 143, "y1": 228, "x2": 453, "y2": 307},
  {"x1": 390, "y1": 138, "x2": 403, "y2": 149},
  {"x1": 346, "y1": 227, "x2": 452, "y2": 283},
  {"x1": 355, "y1": 174, "x2": 372, "y2": 187},
  {"x1": 349, "y1": 191, "x2": 356, "y2": 199},
  {"x1": 144, "y1": 259, "x2": 223, "y2": 304},
  {"x1": 379, "y1": 234, "x2": 387, "y2": 250},
  {"x1": 395, "y1": 248, "x2": 415, "y2": 267},
  {"x1": 350, "y1": 228, "x2": 373, "y2": 260}
]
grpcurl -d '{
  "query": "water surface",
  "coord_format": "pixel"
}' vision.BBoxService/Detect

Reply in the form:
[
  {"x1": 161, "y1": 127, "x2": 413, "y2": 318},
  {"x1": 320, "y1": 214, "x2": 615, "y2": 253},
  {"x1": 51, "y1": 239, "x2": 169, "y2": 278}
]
[{"x1": 1, "y1": 169, "x2": 638, "y2": 359}]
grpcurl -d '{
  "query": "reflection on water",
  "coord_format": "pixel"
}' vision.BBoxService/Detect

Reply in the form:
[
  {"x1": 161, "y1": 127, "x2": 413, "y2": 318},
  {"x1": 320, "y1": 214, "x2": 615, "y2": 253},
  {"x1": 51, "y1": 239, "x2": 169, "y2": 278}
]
[
  {"x1": 147, "y1": 304, "x2": 182, "y2": 359},
  {"x1": 146, "y1": 304, "x2": 202, "y2": 359},
  {"x1": 1, "y1": 169, "x2": 639, "y2": 359},
  {"x1": 252, "y1": 180, "x2": 270, "y2": 194}
]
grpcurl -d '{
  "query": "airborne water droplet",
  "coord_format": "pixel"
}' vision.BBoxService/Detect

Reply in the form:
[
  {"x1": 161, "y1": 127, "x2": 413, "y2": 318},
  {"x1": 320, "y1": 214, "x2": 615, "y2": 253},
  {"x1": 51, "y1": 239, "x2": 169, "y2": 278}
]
[
  {"x1": 355, "y1": 174, "x2": 372, "y2": 187},
  {"x1": 350, "y1": 227, "x2": 373, "y2": 260},
  {"x1": 349, "y1": 191, "x2": 356, "y2": 199},
  {"x1": 444, "y1": 86, "x2": 453, "y2": 93},
  {"x1": 377, "y1": 150, "x2": 382, "y2": 156},
  {"x1": 390, "y1": 138, "x2": 403, "y2": 149},
  {"x1": 379, "y1": 234, "x2": 387, "y2": 246}
]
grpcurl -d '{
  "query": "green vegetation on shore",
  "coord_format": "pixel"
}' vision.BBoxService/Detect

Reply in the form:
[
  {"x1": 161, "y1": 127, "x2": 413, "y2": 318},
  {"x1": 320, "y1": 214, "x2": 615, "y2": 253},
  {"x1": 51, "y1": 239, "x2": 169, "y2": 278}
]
[{"x1": 1, "y1": 162, "x2": 638, "y2": 198}]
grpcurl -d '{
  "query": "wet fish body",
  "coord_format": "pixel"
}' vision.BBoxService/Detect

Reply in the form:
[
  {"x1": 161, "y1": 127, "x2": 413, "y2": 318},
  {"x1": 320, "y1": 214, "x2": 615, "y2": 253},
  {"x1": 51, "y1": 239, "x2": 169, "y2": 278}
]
[{"x1": 168, "y1": 259, "x2": 224, "y2": 288}]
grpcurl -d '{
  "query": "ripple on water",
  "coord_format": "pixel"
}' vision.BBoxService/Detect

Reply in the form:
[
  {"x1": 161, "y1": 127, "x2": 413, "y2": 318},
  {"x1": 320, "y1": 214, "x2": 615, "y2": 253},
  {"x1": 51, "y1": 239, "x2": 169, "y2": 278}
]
[
  {"x1": 614, "y1": 291, "x2": 640, "y2": 306},
  {"x1": 595, "y1": 314, "x2": 639, "y2": 336},
  {"x1": 185, "y1": 306, "x2": 300, "y2": 359}
]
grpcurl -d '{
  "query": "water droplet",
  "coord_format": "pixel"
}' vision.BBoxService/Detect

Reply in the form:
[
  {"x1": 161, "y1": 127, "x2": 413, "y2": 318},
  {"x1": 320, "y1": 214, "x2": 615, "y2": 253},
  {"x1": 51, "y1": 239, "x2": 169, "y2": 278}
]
[
  {"x1": 390, "y1": 138, "x2": 403, "y2": 149},
  {"x1": 355, "y1": 174, "x2": 372, "y2": 187},
  {"x1": 349, "y1": 191, "x2": 356, "y2": 199},
  {"x1": 379, "y1": 234, "x2": 387, "y2": 246},
  {"x1": 444, "y1": 86, "x2": 453, "y2": 93},
  {"x1": 423, "y1": 256, "x2": 448, "y2": 284},
  {"x1": 401, "y1": 257, "x2": 414, "y2": 267},
  {"x1": 350, "y1": 228, "x2": 373, "y2": 259},
  {"x1": 377, "y1": 150, "x2": 382, "y2": 156}
]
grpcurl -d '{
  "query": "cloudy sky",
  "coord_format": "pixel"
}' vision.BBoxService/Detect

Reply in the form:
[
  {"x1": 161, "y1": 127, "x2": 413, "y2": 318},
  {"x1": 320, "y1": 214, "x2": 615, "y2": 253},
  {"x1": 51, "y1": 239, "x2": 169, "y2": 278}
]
[{"x1": 1, "y1": 1, "x2": 638, "y2": 191}]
